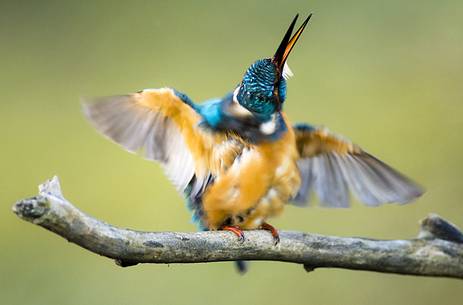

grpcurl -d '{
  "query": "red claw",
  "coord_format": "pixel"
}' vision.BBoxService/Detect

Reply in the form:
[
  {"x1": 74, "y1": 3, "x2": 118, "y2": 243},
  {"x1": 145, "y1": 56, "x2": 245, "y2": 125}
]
[
  {"x1": 222, "y1": 225, "x2": 245, "y2": 242},
  {"x1": 260, "y1": 222, "x2": 280, "y2": 245}
]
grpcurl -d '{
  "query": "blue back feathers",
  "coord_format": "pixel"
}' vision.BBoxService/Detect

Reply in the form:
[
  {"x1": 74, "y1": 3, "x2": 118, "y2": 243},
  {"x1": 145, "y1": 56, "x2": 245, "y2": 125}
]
[
  {"x1": 293, "y1": 122, "x2": 315, "y2": 132},
  {"x1": 198, "y1": 98, "x2": 224, "y2": 128}
]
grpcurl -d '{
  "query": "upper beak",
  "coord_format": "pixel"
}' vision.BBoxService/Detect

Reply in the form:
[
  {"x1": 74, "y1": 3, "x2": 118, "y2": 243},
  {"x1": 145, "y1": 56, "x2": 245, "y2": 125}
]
[{"x1": 273, "y1": 14, "x2": 312, "y2": 72}]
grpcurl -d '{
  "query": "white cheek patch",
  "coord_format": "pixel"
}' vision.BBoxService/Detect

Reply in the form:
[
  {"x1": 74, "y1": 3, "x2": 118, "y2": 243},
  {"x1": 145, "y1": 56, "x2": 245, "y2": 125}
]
[
  {"x1": 259, "y1": 114, "x2": 277, "y2": 135},
  {"x1": 227, "y1": 87, "x2": 253, "y2": 118},
  {"x1": 282, "y1": 63, "x2": 294, "y2": 80}
]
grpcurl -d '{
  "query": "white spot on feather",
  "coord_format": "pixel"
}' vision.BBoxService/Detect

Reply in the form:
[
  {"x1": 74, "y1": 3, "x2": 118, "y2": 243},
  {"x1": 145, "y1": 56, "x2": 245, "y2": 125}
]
[
  {"x1": 259, "y1": 114, "x2": 276, "y2": 135},
  {"x1": 229, "y1": 148, "x2": 260, "y2": 176},
  {"x1": 141, "y1": 87, "x2": 171, "y2": 94},
  {"x1": 252, "y1": 217, "x2": 263, "y2": 227},
  {"x1": 260, "y1": 198, "x2": 269, "y2": 208},
  {"x1": 276, "y1": 157, "x2": 290, "y2": 176},
  {"x1": 226, "y1": 186, "x2": 240, "y2": 202},
  {"x1": 267, "y1": 188, "x2": 278, "y2": 199},
  {"x1": 229, "y1": 87, "x2": 253, "y2": 117}
]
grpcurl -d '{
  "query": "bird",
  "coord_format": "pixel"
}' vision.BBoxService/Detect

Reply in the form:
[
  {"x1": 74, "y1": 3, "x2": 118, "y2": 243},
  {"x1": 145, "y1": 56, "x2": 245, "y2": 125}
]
[{"x1": 82, "y1": 14, "x2": 423, "y2": 272}]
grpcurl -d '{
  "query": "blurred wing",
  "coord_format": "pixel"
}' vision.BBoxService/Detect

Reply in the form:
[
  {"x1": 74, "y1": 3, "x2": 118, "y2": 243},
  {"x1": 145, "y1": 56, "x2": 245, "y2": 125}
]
[
  {"x1": 292, "y1": 124, "x2": 424, "y2": 207},
  {"x1": 82, "y1": 88, "x2": 212, "y2": 195}
]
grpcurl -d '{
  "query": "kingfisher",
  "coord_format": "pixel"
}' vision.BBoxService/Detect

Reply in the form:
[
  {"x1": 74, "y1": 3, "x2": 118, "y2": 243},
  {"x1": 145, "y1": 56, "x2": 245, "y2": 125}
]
[{"x1": 83, "y1": 14, "x2": 423, "y2": 271}]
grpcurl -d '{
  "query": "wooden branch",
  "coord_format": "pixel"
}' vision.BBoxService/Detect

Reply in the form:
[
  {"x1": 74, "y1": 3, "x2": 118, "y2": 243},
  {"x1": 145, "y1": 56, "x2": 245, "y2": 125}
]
[{"x1": 12, "y1": 176, "x2": 463, "y2": 279}]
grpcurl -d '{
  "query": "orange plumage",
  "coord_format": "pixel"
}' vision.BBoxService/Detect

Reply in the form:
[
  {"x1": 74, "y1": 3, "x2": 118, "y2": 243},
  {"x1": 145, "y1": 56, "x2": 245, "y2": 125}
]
[{"x1": 202, "y1": 116, "x2": 300, "y2": 229}]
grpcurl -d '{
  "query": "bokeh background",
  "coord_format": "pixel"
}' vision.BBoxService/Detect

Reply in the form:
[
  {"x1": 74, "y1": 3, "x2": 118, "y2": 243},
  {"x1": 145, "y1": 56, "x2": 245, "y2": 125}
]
[{"x1": 1, "y1": 0, "x2": 462, "y2": 304}]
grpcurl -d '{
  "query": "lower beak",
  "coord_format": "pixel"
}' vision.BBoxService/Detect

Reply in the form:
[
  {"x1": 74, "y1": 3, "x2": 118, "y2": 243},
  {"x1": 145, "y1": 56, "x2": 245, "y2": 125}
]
[{"x1": 273, "y1": 14, "x2": 312, "y2": 72}]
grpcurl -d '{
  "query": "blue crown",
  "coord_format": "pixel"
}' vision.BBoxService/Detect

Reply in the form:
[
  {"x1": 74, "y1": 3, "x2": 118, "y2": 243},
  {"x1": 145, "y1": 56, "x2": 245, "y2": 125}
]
[{"x1": 237, "y1": 59, "x2": 287, "y2": 119}]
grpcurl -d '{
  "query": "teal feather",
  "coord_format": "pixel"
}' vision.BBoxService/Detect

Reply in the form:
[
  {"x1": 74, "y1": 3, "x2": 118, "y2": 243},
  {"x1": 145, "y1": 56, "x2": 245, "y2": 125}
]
[{"x1": 237, "y1": 59, "x2": 287, "y2": 118}]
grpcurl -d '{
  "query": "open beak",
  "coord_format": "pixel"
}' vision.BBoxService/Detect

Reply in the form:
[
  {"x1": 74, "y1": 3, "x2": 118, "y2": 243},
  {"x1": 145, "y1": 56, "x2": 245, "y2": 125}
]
[{"x1": 273, "y1": 14, "x2": 312, "y2": 72}]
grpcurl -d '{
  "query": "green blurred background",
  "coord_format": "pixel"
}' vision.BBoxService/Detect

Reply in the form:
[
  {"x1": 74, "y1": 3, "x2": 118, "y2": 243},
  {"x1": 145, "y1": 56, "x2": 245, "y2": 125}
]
[{"x1": 1, "y1": 0, "x2": 462, "y2": 304}]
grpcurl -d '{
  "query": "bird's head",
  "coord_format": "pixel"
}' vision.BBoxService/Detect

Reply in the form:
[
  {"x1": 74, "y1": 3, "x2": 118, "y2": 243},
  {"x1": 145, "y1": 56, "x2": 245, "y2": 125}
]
[{"x1": 235, "y1": 14, "x2": 312, "y2": 120}]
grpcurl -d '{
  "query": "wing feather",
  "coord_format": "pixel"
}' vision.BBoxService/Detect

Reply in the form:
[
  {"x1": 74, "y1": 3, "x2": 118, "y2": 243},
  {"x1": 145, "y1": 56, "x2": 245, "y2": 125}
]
[
  {"x1": 82, "y1": 88, "x2": 212, "y2": 194},
  {"x1": 293, "y1": 124, "x2": 423, "y2": 207}
]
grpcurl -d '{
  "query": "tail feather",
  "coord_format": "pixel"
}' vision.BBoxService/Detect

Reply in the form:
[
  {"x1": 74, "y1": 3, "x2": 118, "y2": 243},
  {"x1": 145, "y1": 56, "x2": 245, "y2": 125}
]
[{"x1": 235, "y1": 260, "x2": 248, "y2": 274}]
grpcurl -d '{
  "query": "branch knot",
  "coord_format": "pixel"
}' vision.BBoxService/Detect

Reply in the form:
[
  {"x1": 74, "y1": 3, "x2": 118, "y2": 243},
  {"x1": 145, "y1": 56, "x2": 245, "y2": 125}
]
[{"x1": 419, "y1": 214, "x2": 463, "y2": 244}]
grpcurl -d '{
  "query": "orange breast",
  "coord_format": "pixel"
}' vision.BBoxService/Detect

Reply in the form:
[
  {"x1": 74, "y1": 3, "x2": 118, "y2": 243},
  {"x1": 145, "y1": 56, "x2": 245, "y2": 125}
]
[{"x1": 201, "y1": 122, "x2": 301, "y2": 230}]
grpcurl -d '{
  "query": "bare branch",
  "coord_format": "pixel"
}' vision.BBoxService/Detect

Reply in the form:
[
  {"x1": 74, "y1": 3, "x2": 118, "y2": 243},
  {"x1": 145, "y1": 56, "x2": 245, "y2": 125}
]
[{"x1": 12, "y1": 176, "x2": 463, "y2": 279}]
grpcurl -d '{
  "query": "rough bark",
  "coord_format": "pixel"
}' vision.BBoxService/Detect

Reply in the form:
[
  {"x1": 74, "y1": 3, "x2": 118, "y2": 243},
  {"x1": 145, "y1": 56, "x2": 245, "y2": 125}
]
[{"x1": 12, "y1": 176, "x2": 463, "y2": 279}]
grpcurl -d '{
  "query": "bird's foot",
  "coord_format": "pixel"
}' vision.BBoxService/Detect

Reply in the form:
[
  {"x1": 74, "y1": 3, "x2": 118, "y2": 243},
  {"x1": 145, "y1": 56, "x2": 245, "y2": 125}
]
[
  {"x1": 222, "y1": 225, "x2": 245, "y2": 243},
  {"x1": 260, "y1": 222, "x2": 280, "y2": 245}
]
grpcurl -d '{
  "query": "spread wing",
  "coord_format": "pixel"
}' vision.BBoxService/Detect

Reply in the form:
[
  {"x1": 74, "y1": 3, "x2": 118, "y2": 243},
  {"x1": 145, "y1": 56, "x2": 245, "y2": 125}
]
[
  {"x1": 292, "y1": 124, "x2": 424, "y2": 207},
  {"x1": 82, "y1": 88, "x2": 214, "y2": 197}
]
